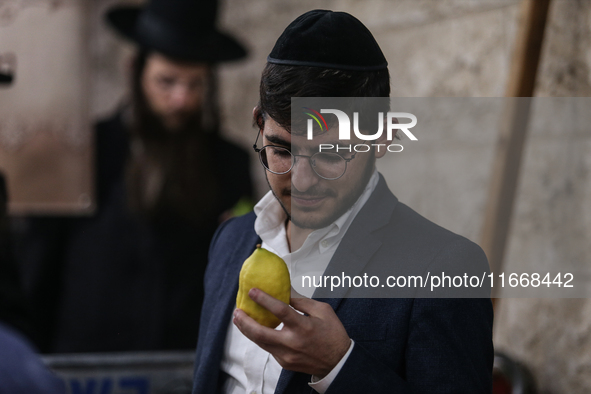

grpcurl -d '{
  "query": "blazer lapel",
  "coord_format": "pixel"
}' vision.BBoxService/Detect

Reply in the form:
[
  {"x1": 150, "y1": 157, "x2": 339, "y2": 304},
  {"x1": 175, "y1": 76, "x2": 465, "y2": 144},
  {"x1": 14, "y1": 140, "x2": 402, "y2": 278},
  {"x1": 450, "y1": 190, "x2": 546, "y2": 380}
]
[
  {"x1": 275, "y1": 175, "x2": 398, "y2": 394},
  {"x1": 313, "y1": 174, "x2": 398, "y2": 310},
  {"x1": 195, "y1": 223, "x2": 261, "y2": 394},
  {"x1": 276, "y1": 369, "x2": 316, "y2": 394},
  {"x1": 208, "y1": 234, "x2": 261, "y2": 345},
  {"x1": 274, "y1": 369, "x2": 298, "y2": 394}
]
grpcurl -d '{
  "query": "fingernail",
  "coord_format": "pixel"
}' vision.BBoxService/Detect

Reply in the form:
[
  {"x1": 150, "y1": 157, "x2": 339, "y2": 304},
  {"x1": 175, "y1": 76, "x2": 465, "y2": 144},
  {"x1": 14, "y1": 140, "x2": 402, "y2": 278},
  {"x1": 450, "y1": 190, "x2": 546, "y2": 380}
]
[
  {"x1": 249, "y1": 288, "x2": 258, "y2": 298},
  {"x1": 233, "y1": 309, "x2": 239, "y2": 318}
]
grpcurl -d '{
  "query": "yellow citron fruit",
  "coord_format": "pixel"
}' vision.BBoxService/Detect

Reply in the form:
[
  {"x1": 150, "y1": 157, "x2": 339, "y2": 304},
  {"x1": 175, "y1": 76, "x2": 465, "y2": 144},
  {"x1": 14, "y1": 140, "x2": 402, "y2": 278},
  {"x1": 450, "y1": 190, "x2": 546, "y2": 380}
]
[{"x1": 237, "y1": 244, "x2": 291, "y2": 328}]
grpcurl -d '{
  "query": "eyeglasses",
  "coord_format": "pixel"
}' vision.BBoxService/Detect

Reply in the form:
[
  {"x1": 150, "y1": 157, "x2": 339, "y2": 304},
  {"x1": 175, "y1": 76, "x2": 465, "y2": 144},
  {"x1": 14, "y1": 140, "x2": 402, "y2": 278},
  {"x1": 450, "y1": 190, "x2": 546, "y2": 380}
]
[{"x1": 253, "y1": 132, "x2": 356, "y2": 180}]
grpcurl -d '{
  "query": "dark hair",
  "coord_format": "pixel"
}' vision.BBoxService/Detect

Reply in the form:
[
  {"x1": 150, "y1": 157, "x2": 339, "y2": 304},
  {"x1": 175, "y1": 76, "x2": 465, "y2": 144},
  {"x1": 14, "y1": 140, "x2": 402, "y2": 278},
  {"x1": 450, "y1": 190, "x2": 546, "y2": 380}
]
[
  {"x1": 127, "y1": 49, "x2": 221, "y2": 222},
  {"x1": 255, "y1": 63, "x2": 390, "y2": 131},
  {"x1": 131, "y1": 49, "x2": 221, "y2": 138}
]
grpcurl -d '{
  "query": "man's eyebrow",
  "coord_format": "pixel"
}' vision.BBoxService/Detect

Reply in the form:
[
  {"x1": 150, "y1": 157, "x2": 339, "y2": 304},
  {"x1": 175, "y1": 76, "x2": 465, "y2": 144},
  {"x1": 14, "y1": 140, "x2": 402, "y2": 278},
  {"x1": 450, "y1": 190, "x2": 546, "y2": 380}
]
[{"x1": 265, "y1": 134, "x2": 290, "y2": 147}]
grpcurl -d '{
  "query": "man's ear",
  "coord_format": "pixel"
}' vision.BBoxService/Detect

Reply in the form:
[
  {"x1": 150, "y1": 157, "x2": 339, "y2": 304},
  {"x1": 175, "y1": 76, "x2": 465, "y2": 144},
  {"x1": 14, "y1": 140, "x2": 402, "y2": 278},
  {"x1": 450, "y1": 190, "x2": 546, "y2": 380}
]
[
  {"x1": 374, "y1": 116, "x2": 397, "y2": 159},
  {"x1": 253, "y1": 106, "x2": 264, "y2": 131}
]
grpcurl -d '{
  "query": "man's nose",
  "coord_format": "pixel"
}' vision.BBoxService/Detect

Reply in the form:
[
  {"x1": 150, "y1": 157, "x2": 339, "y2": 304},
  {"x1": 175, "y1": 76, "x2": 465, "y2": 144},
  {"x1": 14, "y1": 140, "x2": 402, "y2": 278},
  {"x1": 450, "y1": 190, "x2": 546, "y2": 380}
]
[
  {"x1": 291, "y1": 156, "x2": 320, "y2": 193},
  {"x1": 169, "y1": 85, "x2": 191, "y2": 109}
]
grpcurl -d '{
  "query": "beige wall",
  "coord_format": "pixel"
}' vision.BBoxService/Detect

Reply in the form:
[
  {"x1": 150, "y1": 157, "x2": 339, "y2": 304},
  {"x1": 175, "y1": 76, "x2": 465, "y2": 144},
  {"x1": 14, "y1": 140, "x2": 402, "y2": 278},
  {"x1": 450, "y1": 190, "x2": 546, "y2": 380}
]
[
  {"x1": 492, "y1": 1, "x2": 591, "y2": 392},
  {"x1": 0, "y1": 0, "x2": 93, "y2": 213}
]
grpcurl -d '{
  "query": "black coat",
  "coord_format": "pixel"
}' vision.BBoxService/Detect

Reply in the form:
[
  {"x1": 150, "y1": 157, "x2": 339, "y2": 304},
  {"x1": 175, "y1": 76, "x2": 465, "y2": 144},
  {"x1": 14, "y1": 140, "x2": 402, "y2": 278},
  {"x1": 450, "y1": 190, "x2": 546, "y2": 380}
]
[
  {"x1": 15, "y1": 111, "x2": 252, "y2": 353},
  {"x1": 0, "y1": 173, "x2": 34, "y2": 340}
]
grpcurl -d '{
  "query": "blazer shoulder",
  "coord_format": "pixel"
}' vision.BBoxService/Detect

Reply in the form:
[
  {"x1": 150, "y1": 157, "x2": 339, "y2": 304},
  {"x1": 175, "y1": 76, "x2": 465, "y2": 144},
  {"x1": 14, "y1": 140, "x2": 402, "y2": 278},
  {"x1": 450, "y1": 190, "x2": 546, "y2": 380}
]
[
  {"x1": 207, "y1": 212, "x2": 258, "y2": 268},
  {"x1": 211, "y1": 211, "x2": 257, "y2": 248},
  {"x1": 391, "y1": 201, "x2": 482, "y2": 252},
  {"x1": 378, "y1": 200, "x2": 490, "y2": 283}
]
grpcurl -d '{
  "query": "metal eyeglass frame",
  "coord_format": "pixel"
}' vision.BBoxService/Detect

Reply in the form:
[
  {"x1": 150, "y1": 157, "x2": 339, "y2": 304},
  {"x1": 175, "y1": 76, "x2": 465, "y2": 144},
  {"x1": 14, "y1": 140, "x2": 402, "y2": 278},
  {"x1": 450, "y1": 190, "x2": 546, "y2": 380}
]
[{"x1": 252, "y1": 132, "x2": 357, "y2": 181}]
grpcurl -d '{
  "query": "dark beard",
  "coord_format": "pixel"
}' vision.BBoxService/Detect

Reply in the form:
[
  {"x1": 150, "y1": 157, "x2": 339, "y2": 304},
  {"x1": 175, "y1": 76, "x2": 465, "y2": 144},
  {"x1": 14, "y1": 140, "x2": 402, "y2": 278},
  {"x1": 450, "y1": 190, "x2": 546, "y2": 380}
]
[
  {"x1": 132, "y1": 88, "x2": 203, "y2": 141},
  {"x1": 125, "y1": 88, "x2": 218, "y2": 223}
]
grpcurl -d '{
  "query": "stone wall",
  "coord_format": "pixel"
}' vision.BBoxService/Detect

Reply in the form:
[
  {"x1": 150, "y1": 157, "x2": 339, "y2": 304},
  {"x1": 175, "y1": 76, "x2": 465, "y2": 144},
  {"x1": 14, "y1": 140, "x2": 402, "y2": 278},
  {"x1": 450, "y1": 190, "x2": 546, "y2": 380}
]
[
  {"x1": 492, "y1": 1, "x2": 591, "y2": 392},
  {"x1": 88, "y1": 0, "x2": 591, "y2": 392}
]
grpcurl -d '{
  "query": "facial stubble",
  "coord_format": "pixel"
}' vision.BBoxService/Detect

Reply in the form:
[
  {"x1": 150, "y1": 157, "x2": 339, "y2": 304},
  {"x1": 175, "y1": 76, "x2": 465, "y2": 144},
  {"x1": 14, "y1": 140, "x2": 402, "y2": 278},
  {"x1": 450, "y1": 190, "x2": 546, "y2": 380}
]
[{"x1": 267, "y1": 150, "x2": 376, "y2": 230}]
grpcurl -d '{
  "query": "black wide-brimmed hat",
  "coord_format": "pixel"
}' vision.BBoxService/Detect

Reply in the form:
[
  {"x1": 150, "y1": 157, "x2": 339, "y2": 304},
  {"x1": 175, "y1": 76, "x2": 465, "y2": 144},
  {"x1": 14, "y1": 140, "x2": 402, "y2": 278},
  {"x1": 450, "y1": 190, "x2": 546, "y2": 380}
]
[
  {"x1": 268, "y1": 9, "x2": 387, "y2": 71},
  {"x1": 106, "y1": 0, "x2": 247, "y2": 62},
  {"x1": 0, "y1": 72, "x2": 12, "y2": 85}
]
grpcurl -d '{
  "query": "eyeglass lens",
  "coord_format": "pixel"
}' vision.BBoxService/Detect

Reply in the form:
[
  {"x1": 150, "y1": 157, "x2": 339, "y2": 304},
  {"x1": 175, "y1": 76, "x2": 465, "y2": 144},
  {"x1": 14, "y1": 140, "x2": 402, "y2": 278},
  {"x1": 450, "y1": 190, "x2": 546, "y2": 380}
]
[
  {"x1": 259, "y1": 146, "x2": 346, "y2": 180},
  {"x1": 260, "y1": 146, "x2": 293, "y2": 174}
]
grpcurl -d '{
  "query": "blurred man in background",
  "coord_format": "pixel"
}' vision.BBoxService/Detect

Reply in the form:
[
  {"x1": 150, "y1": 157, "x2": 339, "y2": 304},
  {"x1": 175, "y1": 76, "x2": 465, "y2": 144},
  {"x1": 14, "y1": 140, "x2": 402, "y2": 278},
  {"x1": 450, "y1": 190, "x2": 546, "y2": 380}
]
[{"x1": 15, "y1": 0, "x2": 252, "y2": 353}]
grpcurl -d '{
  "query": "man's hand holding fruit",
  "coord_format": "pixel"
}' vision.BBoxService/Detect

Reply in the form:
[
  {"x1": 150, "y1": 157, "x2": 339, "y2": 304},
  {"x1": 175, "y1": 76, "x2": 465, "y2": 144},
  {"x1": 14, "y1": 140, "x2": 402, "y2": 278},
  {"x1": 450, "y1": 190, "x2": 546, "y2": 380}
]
[{"x1": 233, "y1": 245, "x2": 351, "y2": 378}]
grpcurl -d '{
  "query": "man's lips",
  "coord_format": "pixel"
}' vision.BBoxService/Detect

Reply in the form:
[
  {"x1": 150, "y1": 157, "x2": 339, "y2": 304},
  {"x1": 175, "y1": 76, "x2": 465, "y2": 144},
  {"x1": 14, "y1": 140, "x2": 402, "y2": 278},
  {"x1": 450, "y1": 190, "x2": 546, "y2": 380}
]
[{"x1": 290, "y1": 195, "x2": 327, "y2": 207}]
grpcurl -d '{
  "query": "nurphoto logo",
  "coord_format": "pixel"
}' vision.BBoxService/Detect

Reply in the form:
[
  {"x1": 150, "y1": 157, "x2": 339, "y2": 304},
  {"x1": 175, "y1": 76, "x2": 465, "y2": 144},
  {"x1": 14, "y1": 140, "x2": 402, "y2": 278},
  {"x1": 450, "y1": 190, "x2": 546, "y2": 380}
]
[{"x1": 303, "y1": 107, "x2": 418, "y2": 153}]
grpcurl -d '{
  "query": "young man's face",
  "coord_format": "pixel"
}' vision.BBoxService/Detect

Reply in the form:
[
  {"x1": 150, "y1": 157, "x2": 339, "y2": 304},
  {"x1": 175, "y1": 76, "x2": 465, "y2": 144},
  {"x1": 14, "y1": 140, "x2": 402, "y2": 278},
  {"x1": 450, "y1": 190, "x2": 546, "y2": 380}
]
[
  {"x1": 141, "y1": 52, "x2": 209, "y2": 131},
  {"x1": 261, "y1": 116, "x2": 378, "y2": 230}
]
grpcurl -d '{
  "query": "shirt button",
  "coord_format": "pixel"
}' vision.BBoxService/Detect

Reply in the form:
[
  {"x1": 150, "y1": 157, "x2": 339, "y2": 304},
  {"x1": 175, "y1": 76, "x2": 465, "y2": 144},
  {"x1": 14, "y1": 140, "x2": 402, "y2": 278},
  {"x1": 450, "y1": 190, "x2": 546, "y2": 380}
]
[
  {"x1": 321, "y1": 240, "x2": 328, "y2": 247},
  {"x1": 250, "y1": 391, "x2": 257, "y2": 394}
]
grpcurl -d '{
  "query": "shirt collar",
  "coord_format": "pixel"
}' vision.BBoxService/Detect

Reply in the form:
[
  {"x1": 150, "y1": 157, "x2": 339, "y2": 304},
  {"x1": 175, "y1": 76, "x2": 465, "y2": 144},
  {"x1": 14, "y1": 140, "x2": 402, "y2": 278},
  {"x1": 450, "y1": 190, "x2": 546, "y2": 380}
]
[{"x1": 253, "y1": 169, "x2": 380, "y2": 256}]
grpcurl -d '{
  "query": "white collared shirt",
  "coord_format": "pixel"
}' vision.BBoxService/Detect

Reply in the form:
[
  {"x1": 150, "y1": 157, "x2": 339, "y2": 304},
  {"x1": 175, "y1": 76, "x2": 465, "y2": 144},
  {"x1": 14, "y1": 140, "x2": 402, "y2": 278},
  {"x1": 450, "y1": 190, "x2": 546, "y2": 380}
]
[{"x1": 220, "y1": 170, "x2": 379, "y2": 394}]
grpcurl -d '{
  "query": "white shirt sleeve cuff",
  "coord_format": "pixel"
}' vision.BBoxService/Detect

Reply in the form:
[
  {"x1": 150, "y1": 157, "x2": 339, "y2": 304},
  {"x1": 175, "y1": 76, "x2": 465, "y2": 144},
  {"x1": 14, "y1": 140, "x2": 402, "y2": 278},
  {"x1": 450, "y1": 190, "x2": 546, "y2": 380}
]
[{"x1": 308, "y1": 339, "x2": 355, "y2": 394}]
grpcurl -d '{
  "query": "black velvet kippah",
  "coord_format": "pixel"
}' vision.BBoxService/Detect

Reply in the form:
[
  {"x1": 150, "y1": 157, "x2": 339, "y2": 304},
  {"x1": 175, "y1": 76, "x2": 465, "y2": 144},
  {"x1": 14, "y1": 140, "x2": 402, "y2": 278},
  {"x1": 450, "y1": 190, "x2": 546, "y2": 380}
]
[{"x1": 267, "y1": 9, "x2": 388, "y2": 71}]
